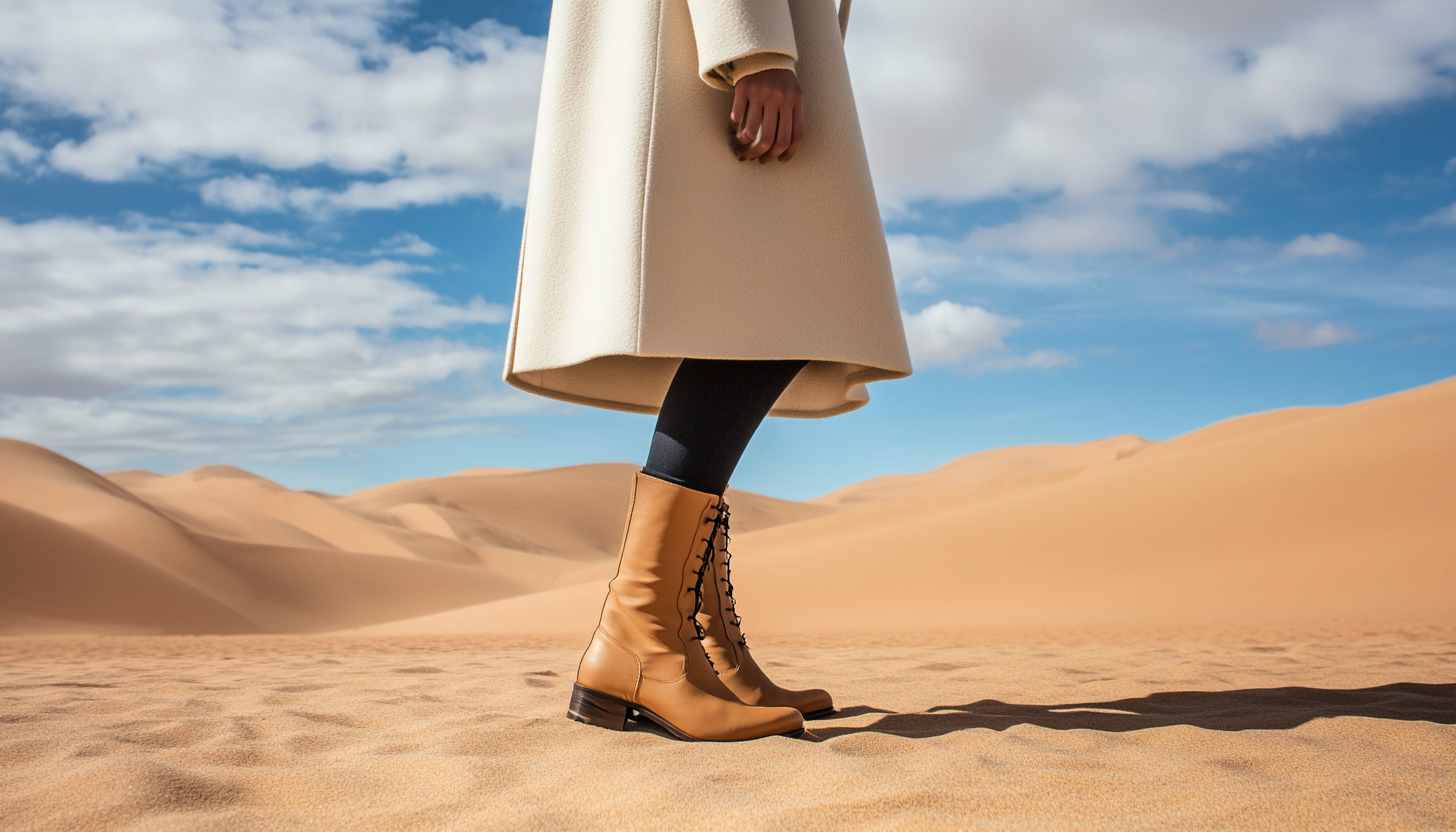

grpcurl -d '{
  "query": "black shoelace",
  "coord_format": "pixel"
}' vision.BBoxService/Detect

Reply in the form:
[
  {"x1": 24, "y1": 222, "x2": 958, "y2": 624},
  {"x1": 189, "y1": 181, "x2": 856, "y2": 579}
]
[
  {"x1": 687, "y1": 500, "x2": 750, "y2": 667},
  {"x1": 686, "y1": 501, "x2": 728, "y2": 667},
  {"x1": 713, "y1": 504, "x2": 748, "y2": 648}
]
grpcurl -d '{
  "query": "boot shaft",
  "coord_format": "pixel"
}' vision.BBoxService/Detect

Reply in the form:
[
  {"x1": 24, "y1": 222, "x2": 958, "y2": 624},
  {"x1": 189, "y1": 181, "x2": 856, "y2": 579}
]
[{"x1": 596, "y1": 473, "x2": 722, "y2": 677}]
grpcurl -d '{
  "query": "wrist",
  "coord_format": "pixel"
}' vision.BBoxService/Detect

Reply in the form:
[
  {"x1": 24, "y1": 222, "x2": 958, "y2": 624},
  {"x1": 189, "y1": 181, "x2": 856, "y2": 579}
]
[{"x1": 715, "y1": 52, "x2": 796, "y2": 87}]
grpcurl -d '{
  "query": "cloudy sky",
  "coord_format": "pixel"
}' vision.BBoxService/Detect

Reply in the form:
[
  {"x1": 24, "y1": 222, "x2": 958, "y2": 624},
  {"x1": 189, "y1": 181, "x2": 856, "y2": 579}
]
[{"x1": 2, "y1": 0, "x2": 1454, "y2": 499}]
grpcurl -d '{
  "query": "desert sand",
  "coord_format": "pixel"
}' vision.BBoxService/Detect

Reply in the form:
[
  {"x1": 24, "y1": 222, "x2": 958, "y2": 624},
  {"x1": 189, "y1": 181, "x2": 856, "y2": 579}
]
[{"x1": 2, "y1": 378, "x2": 1454, "y2": 829}]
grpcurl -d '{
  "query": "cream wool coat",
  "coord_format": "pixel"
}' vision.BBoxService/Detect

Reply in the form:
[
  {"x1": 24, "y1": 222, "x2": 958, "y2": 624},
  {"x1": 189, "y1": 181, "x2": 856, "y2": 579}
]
[{"x1": 504, "y1": 0, "x2": 912, "y2": 418}]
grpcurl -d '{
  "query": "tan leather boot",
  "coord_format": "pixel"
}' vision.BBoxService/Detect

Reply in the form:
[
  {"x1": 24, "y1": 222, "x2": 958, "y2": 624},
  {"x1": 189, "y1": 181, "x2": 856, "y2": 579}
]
[
  {"x1": 569, "y1": 473, "x2": 804, "y2": 741},
  {"x1": 696, "y1": 500, "x2": 835, "y2": 719}
]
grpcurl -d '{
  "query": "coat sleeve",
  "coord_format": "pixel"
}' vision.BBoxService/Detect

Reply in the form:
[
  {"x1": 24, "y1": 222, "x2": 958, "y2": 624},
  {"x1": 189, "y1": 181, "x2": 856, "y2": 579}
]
[{"x1": 683, "y1": 0, "x2": 798, "y2": 90}]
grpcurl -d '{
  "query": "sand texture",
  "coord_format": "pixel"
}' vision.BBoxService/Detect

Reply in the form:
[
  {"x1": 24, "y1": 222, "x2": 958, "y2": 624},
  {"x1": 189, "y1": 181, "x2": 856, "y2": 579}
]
[
  {"x1": 2, "y1": 378, "x2": 1454, "y2": 829},
  {"x1": 2, "y1": 630, "x2": 1453, "y2": 830}
]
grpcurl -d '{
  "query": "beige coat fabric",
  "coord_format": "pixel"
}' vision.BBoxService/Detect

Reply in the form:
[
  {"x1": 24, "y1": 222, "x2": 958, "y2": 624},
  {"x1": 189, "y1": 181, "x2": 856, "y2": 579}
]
[{"x1": 504, "y1": 0, "x2": 911, "y2": 418}]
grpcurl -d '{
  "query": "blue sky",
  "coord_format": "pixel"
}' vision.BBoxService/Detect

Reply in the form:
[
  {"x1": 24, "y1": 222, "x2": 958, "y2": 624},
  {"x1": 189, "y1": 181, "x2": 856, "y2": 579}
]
[{"x1": 1, "y1": 0, "x2": 1453, "y2": 500}]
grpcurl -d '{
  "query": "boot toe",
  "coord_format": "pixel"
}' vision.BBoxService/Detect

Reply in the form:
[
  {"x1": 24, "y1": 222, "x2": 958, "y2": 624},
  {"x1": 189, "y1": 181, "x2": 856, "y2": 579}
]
[
  {"x1": 706, "y1": 703, "x2": 803, "y2": 741},
  {"x1": 789, "y1": 687, "x2": 834, "y2": 718},
  {"x1": 764, "y1": 706, "x2": 805, "y2": 737}
]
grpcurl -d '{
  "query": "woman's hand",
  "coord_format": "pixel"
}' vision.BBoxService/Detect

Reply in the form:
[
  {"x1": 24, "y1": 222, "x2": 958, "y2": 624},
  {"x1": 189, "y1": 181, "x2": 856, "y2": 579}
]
[{"x1": 730, "y1": 68, "x2": 804, "y2": 163}]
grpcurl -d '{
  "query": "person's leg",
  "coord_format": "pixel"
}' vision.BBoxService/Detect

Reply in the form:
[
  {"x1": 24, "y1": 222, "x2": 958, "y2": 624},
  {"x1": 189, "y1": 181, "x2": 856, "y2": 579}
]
[
  {"x1": 640, "y1": 358, "x2": 835, "y2": 718},
  {"x1": 642, "y1": 358, "x2": 807, "y2": 495},
  {"x1": 569, "y1": 357, "x2": 811, "y2": 739}
]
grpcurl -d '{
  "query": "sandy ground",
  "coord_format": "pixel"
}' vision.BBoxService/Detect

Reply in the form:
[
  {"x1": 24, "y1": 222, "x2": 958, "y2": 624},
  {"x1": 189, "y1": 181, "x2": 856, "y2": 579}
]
[{"x1": 3, "y1": 626, "x2": 1453, "y2": 831}]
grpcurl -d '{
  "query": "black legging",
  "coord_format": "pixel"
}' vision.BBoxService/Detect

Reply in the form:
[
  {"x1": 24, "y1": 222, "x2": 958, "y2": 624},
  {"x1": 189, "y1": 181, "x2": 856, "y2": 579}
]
[{"x1": 642, "y1": 358, "x2": 808, "y2": 496}]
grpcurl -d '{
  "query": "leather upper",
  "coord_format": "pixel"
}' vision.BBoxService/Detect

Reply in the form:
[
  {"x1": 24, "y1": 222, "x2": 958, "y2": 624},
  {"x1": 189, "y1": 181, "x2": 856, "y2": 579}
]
[{"x1": 576, "y1": 473, "x2": 803, "y2": 741}]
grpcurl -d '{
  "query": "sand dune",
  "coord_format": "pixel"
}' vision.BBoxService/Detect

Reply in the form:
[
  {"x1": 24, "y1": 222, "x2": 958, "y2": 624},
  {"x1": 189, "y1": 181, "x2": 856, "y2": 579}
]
[
  {"x1": 0, "y1": 499, "x2": 257, "y2": 635},
  {"x1": 0, "y1": 442, "x2": 565, "y2": 634},
  {"x1": 368, "y1": 377, "x2": 1456, "y2": 637},
  {"x1": 813, "y1": 433, "x2": 1155, "y2": 509},
  {"x1": 0, "y1": 442, "x2": 834, "y2": 636},
  {"x1": 725, "y1": 377, "x2": 1456, "y2": 633},
  {"x1": 4, "y1": 377, "x2": 1455, "y2": 637}
]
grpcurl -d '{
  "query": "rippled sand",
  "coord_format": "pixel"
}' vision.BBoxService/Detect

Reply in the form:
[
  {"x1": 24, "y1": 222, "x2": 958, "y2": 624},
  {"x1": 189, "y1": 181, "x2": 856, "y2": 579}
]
[{"x1": 3, "y1": 627, "x2": 1453, "y2": 831}]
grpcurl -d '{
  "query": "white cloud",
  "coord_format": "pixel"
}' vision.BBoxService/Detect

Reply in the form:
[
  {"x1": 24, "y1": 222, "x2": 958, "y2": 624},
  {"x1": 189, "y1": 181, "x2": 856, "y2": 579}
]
[
  {"x1": 1417, "y1": 202, "x2": 1456, "y2": 227},
  {"x1": 372, "y1": 232, "x2": 438, "y2": 258},
  {"x1": 903, "y1": 301, "x2": 1018, "y2": 365},
  {"x1": 1445, "y1": 158, "x2": 1456, "y2": 175},
  {"x1": 1281, "y1": 233, "x2": 1365, "y2": 259},
  {"x1": 850, "y1": 0, "x2": 1456, "y2": 208},
  {"x1": 199, "y1": 171, "x2": 531, "y2": 216},
  {"x1": 0, "y1": 130, "x2": 41, "y2": 175},
  {"x1": 966, "y1": 207, "x2": 1160, "y2": 257},
  {"x1": 199, "y1": 174, "x2": 294, "y2": 213},
  {"x1": 886, "y1": 233, "x2": 972, "y2": 292},
  {"x1": 310, "y1": 171, "x2": 520, "y2": 212},
  {"x1": 0, "y1": 217, "x2": 527, "y2": 467},
  {"x1": 1251, "y1": 319, "x2": 1363, "y2": 350},
  {"x1": 981, "y1": 349, "x2": 1078, "y2": 372},
  {"x1": 1138, "y1": 191, "x2": 1232, "y2": 213},
  {"x1": 0, "y1": 1, "x2": 545, "y2": 209},
  {"x1": 893, "y1": 187, "x2": 1231, "y2": 266},
  {"x1": 962, "y1": 189, "x2": 1233, "y2": 257},
  {"x1": 901, "y1": 300, "x2": 1074, "y2": 371}
]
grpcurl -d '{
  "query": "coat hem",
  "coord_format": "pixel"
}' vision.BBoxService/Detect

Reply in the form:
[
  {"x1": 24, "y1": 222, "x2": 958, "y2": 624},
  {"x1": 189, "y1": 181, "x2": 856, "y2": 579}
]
[
  {"x1": 506, "y1": 354, "x2": 907, "y2": 420},
  {"x1": 505, "y1": 373, "x2": 873, "y2": 419}
]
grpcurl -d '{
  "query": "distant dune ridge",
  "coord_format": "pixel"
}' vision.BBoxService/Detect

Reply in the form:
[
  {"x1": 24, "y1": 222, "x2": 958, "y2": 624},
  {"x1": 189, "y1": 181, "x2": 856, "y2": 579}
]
[
  {"x1": 0, "y1": 447, "x2": 829, "y2": 635},
  {"x1": 2, "y1": 377, "x2": 1453, "y2": 637}
]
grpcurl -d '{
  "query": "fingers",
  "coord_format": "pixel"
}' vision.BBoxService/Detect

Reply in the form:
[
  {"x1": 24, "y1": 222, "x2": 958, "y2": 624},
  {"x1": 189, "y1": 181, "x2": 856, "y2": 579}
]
[
  {"x1": 779, "y1": 103, "x2": 805, "y2": 162},
  {"x1": 743, "y1": 106, "x2": 781, "y2": 161},
  {"x1": 749, "y1": 101, "x2": 799, "y2": 163},
  {"x1": 737, "y1": 102, "x2": 762, "y2": 152},
  {"x1": 766, "y1": 101, "x2": 797, "y2": 162},
  {"x1": 730, "y1": 82, "x2": 748, "y2": 130},
  {"x1": 739, "y1": 99, "x2": 762, "y2": 160}
]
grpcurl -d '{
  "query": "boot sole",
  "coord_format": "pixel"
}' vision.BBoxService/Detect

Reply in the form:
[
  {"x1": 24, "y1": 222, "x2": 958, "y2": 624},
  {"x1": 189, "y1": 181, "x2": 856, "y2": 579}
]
[{"x1": 568, "y1": 683, "x2": 805, "y2": 741}]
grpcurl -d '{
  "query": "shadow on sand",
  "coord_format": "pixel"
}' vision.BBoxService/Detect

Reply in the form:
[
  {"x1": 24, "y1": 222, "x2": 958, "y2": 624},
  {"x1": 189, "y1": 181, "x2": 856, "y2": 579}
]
[{"x1": 808, "y1": 682, "x2": 1456, "y2": 740}]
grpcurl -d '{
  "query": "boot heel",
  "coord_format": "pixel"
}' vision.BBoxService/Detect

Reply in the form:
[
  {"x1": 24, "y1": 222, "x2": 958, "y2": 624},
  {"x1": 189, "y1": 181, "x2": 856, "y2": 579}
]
[{"x1": 568, "y1": 684, "x2": 630, "y2": 730}]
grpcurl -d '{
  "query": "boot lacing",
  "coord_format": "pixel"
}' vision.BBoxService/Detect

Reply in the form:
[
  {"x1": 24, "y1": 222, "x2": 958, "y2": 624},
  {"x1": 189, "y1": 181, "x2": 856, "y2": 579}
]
[
  {"x1": 686, "y1": 500, "x2": 729, "y2": 671},
  {"x1": 712, "y1": 503, "x2": 749, "y2": 649}
]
